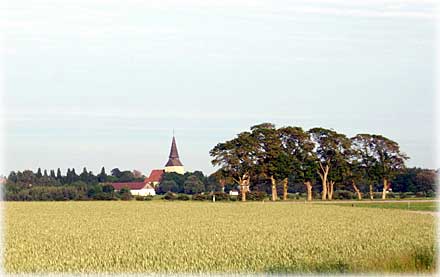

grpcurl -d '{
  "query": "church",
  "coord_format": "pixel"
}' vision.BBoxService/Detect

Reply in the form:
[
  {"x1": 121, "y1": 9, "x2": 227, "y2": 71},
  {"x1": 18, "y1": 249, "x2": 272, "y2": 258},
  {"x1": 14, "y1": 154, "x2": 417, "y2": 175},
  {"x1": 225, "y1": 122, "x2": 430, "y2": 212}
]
[{"x1": 112, "y1": 136, "x2": 184, "y2": 196}]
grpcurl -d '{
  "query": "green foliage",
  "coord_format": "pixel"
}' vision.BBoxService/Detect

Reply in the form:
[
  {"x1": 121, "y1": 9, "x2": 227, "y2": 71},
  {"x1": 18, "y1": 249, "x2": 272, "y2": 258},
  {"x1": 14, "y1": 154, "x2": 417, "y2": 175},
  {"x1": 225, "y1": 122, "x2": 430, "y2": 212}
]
[
  {"x1": 248, "y1": 191, "x2": 268, "y2": 201},
  {"x1": 210, "y1": 131, "x2": 258, "y2": 182},
  {"x1": 5, "y1": 186, "x2": 85, "y2": 201},
  {"x1": 177, "y1": 194, "x2": 190, "y2": 201},
  {"x1": 158, "y1": 180, "x2": 179, "y2": 194},
  {"x1": 94, "y1": 192, "x2": 118, "y2": 201},
  {"x1": 98, "y1": 167, "x2": 107, "y2": 183},
  {"x1": 351, "y1": 134, "x2": 408, "y2": 185},
  {"x1": 333, "y1": 190, "x2": 355, "y2": 200},
  {"x1": 134, "y1": 195, "x2": 154, "y2": 201},
  {"x1": 212, "y1": 192, "x2": 229, "y2": 201},
  {"x1": 118, "y1": 171, "x2": 135, "y2": 182},
  {"x1": 287, "y1": 193, "x2": 301, "y2": 200},
  {"x1": 192, "y1": 194, "x2": 208, "y2": 201},
  {"x1": 4, "y1": 123, "x2": 437, "y2": 203},
  {"x1": 183, "y1": 175, "x2": 205, "y2": 194},
  {"x1": 118, "y1": 187, "x2": 132, "y2": 201},
  {"x1": 163, "y1": 192, "x2": 177, "y2": 201},
  {"x1": 144, "y1": 195, "x2": 154, "y2": 201},
  {"x1": 102, "y1": 184, "x2": 114, "y2": 193},
  {"x1": 237, "y1": 191, "x2": 268, "y2": 201}
]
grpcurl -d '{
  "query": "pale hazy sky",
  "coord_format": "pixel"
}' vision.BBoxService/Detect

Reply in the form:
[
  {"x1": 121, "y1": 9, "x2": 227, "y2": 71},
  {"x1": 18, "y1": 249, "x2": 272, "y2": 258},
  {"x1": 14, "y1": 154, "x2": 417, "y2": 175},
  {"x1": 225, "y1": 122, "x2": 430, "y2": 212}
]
[{"x1": 1, "y1": 0, "x2": 436, "y2": 176}]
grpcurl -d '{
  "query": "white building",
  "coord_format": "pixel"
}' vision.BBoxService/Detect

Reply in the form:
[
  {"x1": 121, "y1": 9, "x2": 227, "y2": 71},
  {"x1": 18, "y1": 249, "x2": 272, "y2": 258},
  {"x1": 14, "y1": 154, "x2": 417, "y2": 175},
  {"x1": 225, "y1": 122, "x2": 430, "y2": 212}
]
[{"x1": 112, "y1": 182, "x2": 156, "y2": 196}]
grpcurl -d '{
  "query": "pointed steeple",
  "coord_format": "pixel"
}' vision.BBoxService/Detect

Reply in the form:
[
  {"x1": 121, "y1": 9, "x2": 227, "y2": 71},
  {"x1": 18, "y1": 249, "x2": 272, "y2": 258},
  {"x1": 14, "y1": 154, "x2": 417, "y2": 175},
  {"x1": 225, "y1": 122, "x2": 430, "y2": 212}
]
[{"x1": 165, "y1": 136, "x2": 183, "y2": 167}]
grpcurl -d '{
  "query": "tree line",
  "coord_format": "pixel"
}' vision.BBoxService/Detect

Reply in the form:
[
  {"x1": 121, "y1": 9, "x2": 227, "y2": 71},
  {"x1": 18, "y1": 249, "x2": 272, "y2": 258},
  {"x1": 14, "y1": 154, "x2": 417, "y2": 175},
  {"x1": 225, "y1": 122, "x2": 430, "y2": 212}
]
[
  {"x1": 2, "y1": 122, "x2": 437, "y2": 201},
  {"x1": 3, "y1": 166, "x2": 219, "y2": 201},
  {"x1": 3, "y1": 167, "x2": 144, "y2": 201},
  {"x1": 209, "y1": 123, "x2": 437, "y2": 201}
]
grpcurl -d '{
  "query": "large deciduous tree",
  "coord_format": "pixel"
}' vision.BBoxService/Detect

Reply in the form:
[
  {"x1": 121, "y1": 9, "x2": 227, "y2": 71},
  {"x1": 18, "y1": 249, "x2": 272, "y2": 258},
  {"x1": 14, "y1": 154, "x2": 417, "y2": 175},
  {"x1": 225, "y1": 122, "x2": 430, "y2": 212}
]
[
  {"x1": 346, "y1": 159, "x2": 364, "y2": 200},
  {"x1": 352, "y1": 134, "x2": 408, "y2": 199},
  {"x1": 308, "y1": 128, "x2": 352, "y2": 200},
  {"x1": 210, "y1": 131, "x2": 257, "y2": 201},
  {"x1": 278, "y1": 126, "x2": 317, "y2": 201},
  {"x1": 250, "y1": 123, "x2": 287, "y2": 201},
  {"x1": 209, "y1": 169, "x2": 233, "y2": 193}
]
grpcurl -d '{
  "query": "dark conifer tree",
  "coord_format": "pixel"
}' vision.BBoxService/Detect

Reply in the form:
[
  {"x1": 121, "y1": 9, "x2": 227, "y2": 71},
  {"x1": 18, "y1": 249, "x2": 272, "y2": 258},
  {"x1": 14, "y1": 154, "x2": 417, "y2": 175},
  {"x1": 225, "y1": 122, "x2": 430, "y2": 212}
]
[
  {"x1": 8, "y1": 171, "x2": 18, "y2": 183},
  {"x1": 98, "y1": 167, "x2": 107, "y2": 183},
  {"x1": 36, "y1": 168, "x2": 42, "y2": 178},
  {"x1": 66, "y1": 168, "x2": 72, "y2": 184},
  {"x1": 56, "y1": 168, "x2": 62, "y2": 180},
  {"x1": 71, "y1": 168, "x2": 79, "y2": 183},
  {"x1": 80, "y1": 167, "x2": 88, "y2": 183}
]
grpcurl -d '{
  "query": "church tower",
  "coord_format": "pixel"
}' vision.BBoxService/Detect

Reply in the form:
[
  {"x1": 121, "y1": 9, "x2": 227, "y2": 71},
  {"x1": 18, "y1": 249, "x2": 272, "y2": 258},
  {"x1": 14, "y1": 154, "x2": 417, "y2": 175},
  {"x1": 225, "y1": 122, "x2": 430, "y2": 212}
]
[{"x1": 164, "y1": 136, "x2": 185, "y2": 174}]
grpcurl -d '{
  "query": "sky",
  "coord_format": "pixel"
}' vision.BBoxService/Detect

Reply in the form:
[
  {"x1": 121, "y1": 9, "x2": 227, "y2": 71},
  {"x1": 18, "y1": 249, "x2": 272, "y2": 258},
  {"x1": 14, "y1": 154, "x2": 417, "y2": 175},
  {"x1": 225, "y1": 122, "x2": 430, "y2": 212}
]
[{"x1": 0, "y1": 0, "x2": 437, "y2": 176}]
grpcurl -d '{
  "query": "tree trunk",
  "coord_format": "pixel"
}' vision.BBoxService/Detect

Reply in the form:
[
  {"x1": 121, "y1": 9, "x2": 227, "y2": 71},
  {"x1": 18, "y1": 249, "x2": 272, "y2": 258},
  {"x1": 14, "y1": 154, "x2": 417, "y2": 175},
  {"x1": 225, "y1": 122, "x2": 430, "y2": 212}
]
[
  {"x1": 237, "y1": 174, "x2": 250, "y2": 202},
  {"x1": 369, "y1": 184, "x2": 374, "y2": 200},
  {"x1": 381, "y1": 178, "x2": 389, "y2": 200},
  {"x1": 241, "y1": 185, "x2": 246, "y2": 202},
  {"x1": 318, "y1": 162, "x2": 329, "y2": 201},
  {"x1": 220, "y1": 179, "x2": 226, "y2": 193},
  {"x1": 352, "y1": 180, "x2": 362, "y2": 200},
  {"x1": 282, "y1": 178, "x2": 288, "y2": 201},
  {"x1": 270, "y1": 176, "x2": 277, "y2": 201},
  {"x1": 327, "y1": 181, "x2": 335, "y2": 200},
  {"x1": 304, "y1": 181, "x2": 313, "y2": 201}
]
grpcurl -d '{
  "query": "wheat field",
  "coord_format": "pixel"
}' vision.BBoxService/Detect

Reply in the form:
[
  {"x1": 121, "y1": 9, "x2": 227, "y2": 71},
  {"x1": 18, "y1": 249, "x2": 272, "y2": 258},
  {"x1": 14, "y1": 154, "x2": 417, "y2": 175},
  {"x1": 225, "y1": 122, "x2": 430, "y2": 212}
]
[{"x1": 4, "y1": 201, "x2": 436, "y2": 274}]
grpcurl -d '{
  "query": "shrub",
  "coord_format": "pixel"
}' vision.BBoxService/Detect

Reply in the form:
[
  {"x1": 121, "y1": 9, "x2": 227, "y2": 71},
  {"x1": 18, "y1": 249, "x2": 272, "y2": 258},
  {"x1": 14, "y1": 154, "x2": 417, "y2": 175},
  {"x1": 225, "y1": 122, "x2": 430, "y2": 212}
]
[
  {"x1": 333, "y1": 190, "x2": 354, "y2": 200},
  {"x1": 118, "y1": 187, "x2": 132, "y2": 201},
  {"x1": 119, "y1": 193, "x2": 132, "y2": 201},
  {"x1": 177, "y1": 194, "x2": 190, "y2": 201},
  {"x1": 374, "y1": 192, "x2": 382, "y2": 199},
  {"x1": 416, "y1": 191, "x2": 427, "y2": 198},
  {"x1": 164, "y1": 192, "x2": 177, "y2": 201},
  {"x1": 144, "y1": 195, "x2": 154, "y2": 201},
  {"x1": 426, "y1": 190, "x2": 435, "y2": 198},
  {"x1": 402, "y1": 192, "x2": 415, "y2": 198},
  {"x1": 213, "y1": 192, "x2": 229, "y2": 201},
  {"x1": 135, "y1": 196, "x2": 146, "y2": 201},
  {"x1": 94, "y1": 192, "x2": 117, "y2": 200},
  {"x1": 288, "y1": 193, "x2": 300, "y2": 200},
  {"x1": 387, "y1": 192, "x2": 396, "y2": 198},
  {"x1": 192, "y1": 194, "x2": 207, "y2": 201},
  {"x1": 242, "y1": 191, "x2": 267, "y2": 201}
]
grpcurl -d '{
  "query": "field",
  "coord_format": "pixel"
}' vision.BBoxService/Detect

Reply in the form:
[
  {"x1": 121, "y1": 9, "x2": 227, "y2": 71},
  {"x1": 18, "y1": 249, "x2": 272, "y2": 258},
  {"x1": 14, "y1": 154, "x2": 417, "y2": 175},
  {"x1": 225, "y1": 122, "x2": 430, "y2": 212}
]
[
  {"x1": 4, "y1": 201, "x2": 437, "y2": 274},
  {"x1": 326, "y1": 201, "x2": 438, "y2": 212}
]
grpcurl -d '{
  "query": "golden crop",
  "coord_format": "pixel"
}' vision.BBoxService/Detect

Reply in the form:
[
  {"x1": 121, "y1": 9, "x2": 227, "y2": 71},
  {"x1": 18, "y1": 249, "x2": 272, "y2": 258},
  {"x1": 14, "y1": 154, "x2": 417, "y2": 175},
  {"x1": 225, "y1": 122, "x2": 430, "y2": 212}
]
[{"x1": 4, "y1": 202, "x2": 436, "y2": 273}]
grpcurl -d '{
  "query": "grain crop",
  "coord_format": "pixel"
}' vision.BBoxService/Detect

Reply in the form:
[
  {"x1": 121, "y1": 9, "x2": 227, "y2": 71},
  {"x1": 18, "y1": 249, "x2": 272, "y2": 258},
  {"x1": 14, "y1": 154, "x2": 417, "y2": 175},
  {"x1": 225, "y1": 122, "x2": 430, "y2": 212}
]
[{"x1": 4, "y1": 201, "x2": 436, "y2": 273}]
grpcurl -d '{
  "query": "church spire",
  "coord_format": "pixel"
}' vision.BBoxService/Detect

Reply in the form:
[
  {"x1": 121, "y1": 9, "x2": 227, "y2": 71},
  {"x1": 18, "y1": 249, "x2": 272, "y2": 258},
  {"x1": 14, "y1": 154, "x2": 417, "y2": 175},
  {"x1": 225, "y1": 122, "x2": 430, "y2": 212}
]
[{"x1": 165, "y1": 136, "x2": 183, "y2": 167}]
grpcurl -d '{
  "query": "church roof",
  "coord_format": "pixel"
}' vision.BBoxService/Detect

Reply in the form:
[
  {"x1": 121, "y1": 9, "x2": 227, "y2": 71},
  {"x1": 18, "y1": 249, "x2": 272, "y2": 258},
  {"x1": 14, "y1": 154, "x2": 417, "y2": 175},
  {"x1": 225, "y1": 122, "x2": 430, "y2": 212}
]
[
  {"x1": 146, "y1": 169, "x2": 165, "y2": 183},
  {"x1": 165, "y1": 136, "x2": 183, "y2": 167}
]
